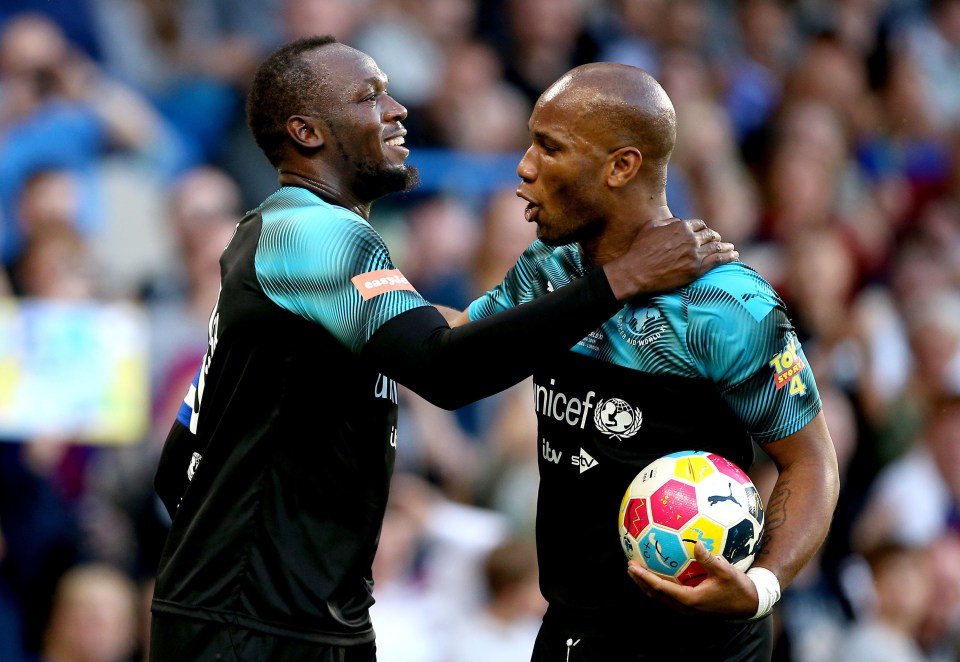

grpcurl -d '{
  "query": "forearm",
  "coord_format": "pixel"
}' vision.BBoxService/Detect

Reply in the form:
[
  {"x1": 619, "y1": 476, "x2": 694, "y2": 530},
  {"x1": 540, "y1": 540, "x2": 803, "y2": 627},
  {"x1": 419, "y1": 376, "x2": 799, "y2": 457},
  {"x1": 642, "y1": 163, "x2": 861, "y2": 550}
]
[
  {"x1": 755, "y1": 437, "x2": 840, "y2": 588},
  {"x1": 362, "y1": 269, "x2": 618, "y2": 409}
]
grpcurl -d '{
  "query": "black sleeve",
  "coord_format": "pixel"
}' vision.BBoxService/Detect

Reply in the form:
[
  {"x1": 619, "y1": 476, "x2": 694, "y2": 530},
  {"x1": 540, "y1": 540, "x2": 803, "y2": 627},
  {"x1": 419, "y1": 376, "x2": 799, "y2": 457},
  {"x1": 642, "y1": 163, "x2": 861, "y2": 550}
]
[{"x1": 360, "y1": 268, "x2": 619, "y2": 409}]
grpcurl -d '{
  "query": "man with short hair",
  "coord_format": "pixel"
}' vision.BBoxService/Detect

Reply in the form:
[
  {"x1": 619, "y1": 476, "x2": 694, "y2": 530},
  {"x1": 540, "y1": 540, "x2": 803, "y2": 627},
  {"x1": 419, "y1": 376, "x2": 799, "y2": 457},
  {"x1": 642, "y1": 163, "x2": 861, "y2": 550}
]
[
  {"x1": 458, "y1": 63, "x2": 840, "y2": 660},
  {"x1": 149, "y1": 37, "x2": 735, "y2": 661}
]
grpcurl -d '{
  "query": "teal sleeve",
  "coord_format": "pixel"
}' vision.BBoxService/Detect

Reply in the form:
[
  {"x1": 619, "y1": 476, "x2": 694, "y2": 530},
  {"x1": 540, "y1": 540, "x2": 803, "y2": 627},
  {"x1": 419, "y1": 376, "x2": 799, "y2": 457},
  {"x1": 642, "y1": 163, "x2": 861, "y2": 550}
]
[
  {"x1": 255, "y1": 206, "x2": 431, "y2": 354},
  {"x1": 687, "y1": 264, "x2": 822, "y2": 443}
]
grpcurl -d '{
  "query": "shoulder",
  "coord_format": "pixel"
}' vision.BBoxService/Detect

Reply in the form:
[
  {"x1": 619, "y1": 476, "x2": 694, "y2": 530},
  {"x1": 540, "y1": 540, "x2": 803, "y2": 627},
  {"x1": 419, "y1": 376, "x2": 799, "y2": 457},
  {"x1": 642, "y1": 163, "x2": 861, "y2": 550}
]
[
  {"x1": 260, "y1": 187, "x2": 369, "y2": 231},
  {"x1": 257, "y1": 187, "x2": 381, "y2": 253},
  {"x1": 691, "y1": 261, "x2": 776, "y2": 297},
  {"x1": 687, "y1": 262, "x2": 783, "y2": 322},
  {"x1": 681, "y1": 261, "x2": 791, "y2": 376}
]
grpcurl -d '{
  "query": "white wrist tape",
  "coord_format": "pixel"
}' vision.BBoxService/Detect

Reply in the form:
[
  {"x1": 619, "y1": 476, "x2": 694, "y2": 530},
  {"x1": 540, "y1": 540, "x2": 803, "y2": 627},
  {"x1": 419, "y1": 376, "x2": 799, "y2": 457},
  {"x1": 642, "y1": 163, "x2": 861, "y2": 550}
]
[{"x1": 746, "y1": 567, "x2": 781, "y2": 620}]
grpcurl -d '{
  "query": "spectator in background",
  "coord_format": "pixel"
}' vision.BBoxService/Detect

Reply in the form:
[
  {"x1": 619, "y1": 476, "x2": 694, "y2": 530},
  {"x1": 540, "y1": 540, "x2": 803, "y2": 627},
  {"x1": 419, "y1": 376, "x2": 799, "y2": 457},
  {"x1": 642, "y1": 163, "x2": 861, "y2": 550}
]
[
  {"x1": 144, "y1": 166, "x2": 242, "y2": 390},
  {"x1": 40, "y1": 563, "x2": 140, "y2": 662},
  {"x1": 834, "y1": 543, "x2": 934, "y2": 662},
  {"x1": 0, "y1": 219, "x2": 110, "y2": 653},
  {"x1": 857, "y1": 38, "x2": 946, "y2": 232},
  {"x1": 69, "y1": 167, "x2": 244, "y2": 583},
  {"x1": 656, "y1": 46, "x2": 714, "y2": 113},
  {"x1": 917, "y1": 533, "x2": 960, "y2": 660},
  {"x1": 14, "y1": 169, "x2": 84, "y2": 239},
  {"x1": 413, "y1": 0, "x2": 477, "y2": 51},
  {"x1": 0, "y1": 517, "x2": 30, "y2": 662},
  {"x1": 416, "y1": 39, "x2": 531, "y2": 152},
  {"x1": 280, "y1": 0, "x2": 370, "y2": 43},
  {"x1": 772, "y1": 384, "x2": 863, "y2": 662},
  {"x1": 6, "y1": 167, "x2": 90, "y2": 295},
  {"x1": 0, "y1": 440, "x2": 87, "y2": 658},
  {"x1": 596, "y1": 0, "x2": 667, "y2": 74},
  {"x1": 778, "y1": 228, "x2": 860, "y2": 387},
  {"x1": 368, "y1": 492, "x2": 446, "y2": 662},
  {"x1": 470, "y1": 186, "x2": 538, "y2": 297},
  {"x1": 783, "y1": 33, "x2": 880, "y2": 143},
  {"x1": 13, "y1": 223, "x2": 98, "y2": 301},
  {"x1": 86, "y1": 0, "x2": 277, "y2": 163},
  {"x1": 500, "y1": 0, "x2": 595, "y2": 106},
  {"x1": 722, "y1": 0, "x2": 795, "y2": 145},
  {"x1": 854, "y1": 237, "x2": 955, "y2": 427},
  {"x1": 878, "y1": 288, "x2": 960, "y2": 464},
  {"x1": 0, "y1": 12, "x2": 190, "y2": 266},
  {"x1": 370, "y1": 475, "x2": 513, "y2": 662},
  {"x1": 754, "y1": 100, "x2": 865, "y2": 283},
  {"x1": 446, "y1": 537, "x2": 546, "y2": 662},
  {"x1": 351, "y1": 1, "x2": 447, "y2": 113},
  {"x1": 853, "y1": 392, "x2": 960, "y2": 553},
  {"x1": 898, "y1": 0, "x2": 960, "y2": 134},
  {"x1": 396, "y1": 195, "x2": 480, "y2": 311},
  {"x1": 670, "y1": 98, "x2": 762, "y2": 251},
  {"x1": 469, "y1": 380, "x2": 540, "y2": 533},
  {"x1": 0, "y1": 0, "x2": 101, "y2": 61}
]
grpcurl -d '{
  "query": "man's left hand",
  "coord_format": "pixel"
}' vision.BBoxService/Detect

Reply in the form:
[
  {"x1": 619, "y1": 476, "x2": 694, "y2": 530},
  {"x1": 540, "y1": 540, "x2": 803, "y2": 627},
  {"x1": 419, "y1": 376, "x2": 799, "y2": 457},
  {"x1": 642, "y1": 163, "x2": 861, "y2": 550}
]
[{"x1": 627, "y1": 541, "x2": 759, "y2": 619}]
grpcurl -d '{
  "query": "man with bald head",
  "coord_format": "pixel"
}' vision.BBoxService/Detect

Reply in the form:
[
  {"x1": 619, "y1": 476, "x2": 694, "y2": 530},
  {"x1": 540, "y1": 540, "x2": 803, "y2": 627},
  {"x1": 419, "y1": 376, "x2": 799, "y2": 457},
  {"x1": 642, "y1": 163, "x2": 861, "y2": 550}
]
[
  {"x1": 460, "y1": 63, "x2": 839, "y2": 660},
  {"x1": 148, "y1": 39, "x2": 736, "y2": 661}
]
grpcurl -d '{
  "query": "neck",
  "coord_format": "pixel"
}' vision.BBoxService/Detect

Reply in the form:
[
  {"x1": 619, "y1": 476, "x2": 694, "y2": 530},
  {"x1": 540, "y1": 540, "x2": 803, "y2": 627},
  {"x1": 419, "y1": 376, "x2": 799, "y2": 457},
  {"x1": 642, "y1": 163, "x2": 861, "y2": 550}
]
[
  {"x1": 277, "y1": 169, "x2": 372, "y2": 220},
  {"x1": 581, "y1": 203, "x2": 673, "y2": 267}
]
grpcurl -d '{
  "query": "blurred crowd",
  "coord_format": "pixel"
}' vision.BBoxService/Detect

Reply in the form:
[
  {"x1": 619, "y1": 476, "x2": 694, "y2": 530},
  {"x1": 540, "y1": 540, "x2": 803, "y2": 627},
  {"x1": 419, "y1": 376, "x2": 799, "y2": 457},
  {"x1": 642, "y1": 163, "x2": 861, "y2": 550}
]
[{"x1": 0, "y1": 0, "x2": 958, "y2": 660}]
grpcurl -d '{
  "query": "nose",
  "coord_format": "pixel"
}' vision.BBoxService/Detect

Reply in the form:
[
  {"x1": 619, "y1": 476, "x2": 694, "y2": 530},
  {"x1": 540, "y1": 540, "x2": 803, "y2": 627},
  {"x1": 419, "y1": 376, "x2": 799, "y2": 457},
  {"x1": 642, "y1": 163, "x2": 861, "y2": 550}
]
[
  {"x1": 517, "y1": 146, "x2": 536, "y2": 181},
  {"x1": 383, "y1": 94, "x2": 407, "y2": 122}
]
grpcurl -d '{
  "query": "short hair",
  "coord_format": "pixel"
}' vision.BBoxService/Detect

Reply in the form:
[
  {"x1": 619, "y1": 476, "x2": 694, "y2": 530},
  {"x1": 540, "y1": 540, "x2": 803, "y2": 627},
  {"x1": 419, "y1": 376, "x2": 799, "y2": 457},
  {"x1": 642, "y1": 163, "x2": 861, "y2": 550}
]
[{"x1": 246, "y1": 35, "x2": 339, "y2": 167}]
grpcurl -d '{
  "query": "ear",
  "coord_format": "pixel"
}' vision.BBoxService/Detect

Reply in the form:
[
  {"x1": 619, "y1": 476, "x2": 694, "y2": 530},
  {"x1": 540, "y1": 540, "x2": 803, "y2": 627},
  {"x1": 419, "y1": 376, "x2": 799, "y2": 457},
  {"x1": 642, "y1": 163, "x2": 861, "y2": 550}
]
[
  {"x1": 286, "y1": 115, "x2": 326, "y2": 149},
  {"x1": 606, "y1": 146, "x2": 642, "y2": 188}
]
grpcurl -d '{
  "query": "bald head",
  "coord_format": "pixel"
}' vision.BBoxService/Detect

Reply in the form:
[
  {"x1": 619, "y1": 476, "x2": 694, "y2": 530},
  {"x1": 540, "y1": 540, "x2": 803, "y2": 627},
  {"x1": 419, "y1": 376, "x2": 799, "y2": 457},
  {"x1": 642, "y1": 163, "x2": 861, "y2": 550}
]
[{"x1": 541, "y1": 63, "x2": 677, "y2": 180}]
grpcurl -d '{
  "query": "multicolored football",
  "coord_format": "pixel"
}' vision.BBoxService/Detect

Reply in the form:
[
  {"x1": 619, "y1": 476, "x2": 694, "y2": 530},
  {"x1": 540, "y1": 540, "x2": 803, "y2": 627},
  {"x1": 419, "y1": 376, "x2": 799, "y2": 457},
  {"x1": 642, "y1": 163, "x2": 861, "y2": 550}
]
[{"x1": 619, "y1": 450, "x2": 764, "y2": 586}]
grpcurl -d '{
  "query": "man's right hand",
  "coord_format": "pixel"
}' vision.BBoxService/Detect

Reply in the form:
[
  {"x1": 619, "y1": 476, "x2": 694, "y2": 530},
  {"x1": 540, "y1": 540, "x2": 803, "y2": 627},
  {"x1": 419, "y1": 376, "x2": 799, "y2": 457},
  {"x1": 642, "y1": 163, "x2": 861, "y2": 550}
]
[{"x1": 603, "y1": 218, "x2": 738, "y2": 300}]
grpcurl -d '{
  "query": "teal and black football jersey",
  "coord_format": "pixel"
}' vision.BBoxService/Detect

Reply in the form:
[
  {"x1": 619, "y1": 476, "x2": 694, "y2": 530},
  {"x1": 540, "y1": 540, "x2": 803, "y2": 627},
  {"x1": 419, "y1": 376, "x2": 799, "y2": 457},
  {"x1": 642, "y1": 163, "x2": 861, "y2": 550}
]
[
  {"x1": 468, "y1": 241, "x2": 822, "y2": 634},
  {"x1": 153, "y1": 186, "x2": 431, "y2": 644}
]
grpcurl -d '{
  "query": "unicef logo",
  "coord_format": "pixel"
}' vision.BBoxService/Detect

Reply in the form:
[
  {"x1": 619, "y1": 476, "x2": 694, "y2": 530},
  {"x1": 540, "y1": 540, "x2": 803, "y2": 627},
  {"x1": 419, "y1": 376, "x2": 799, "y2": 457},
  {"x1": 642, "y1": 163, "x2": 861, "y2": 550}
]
[{"x1": 594, "y1": 398, "x2": 643, "y2": 440}]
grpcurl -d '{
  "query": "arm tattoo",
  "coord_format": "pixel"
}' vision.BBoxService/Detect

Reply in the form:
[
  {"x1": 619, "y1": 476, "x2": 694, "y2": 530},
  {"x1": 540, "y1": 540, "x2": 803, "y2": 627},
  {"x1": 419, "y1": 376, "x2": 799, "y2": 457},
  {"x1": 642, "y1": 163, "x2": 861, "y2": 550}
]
[{"x1": 757, "y1": 479, "x2": 791, "y2": 558}]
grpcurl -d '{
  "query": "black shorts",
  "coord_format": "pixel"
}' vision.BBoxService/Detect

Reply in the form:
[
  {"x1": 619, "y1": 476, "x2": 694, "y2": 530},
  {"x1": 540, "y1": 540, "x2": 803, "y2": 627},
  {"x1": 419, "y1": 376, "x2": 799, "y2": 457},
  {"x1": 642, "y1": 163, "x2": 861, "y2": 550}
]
[
  {"x1": 149, "y1": 613, "x2": 377, "y2": 662},
  {"x1": 530, "y1": 614, "x2": 773, "y2": 662}
]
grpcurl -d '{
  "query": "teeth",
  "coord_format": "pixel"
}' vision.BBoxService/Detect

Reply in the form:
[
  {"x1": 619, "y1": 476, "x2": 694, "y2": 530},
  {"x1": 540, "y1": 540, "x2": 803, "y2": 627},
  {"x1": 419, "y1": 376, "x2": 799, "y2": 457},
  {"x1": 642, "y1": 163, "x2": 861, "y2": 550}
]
[{"x1": 385, "y1": 136, "x2": 405, "y2": 146}]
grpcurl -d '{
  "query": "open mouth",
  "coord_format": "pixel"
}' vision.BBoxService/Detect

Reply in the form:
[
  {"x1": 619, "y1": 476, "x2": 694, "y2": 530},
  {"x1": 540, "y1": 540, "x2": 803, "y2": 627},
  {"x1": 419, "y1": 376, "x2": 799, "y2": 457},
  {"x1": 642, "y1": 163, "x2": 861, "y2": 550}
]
[
  {"x1": 523, "y1": 201, "x2": 540, "y2": 223},
  {"x1": 517, "y1": 189, "x2": 540, "y2": 222}
]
